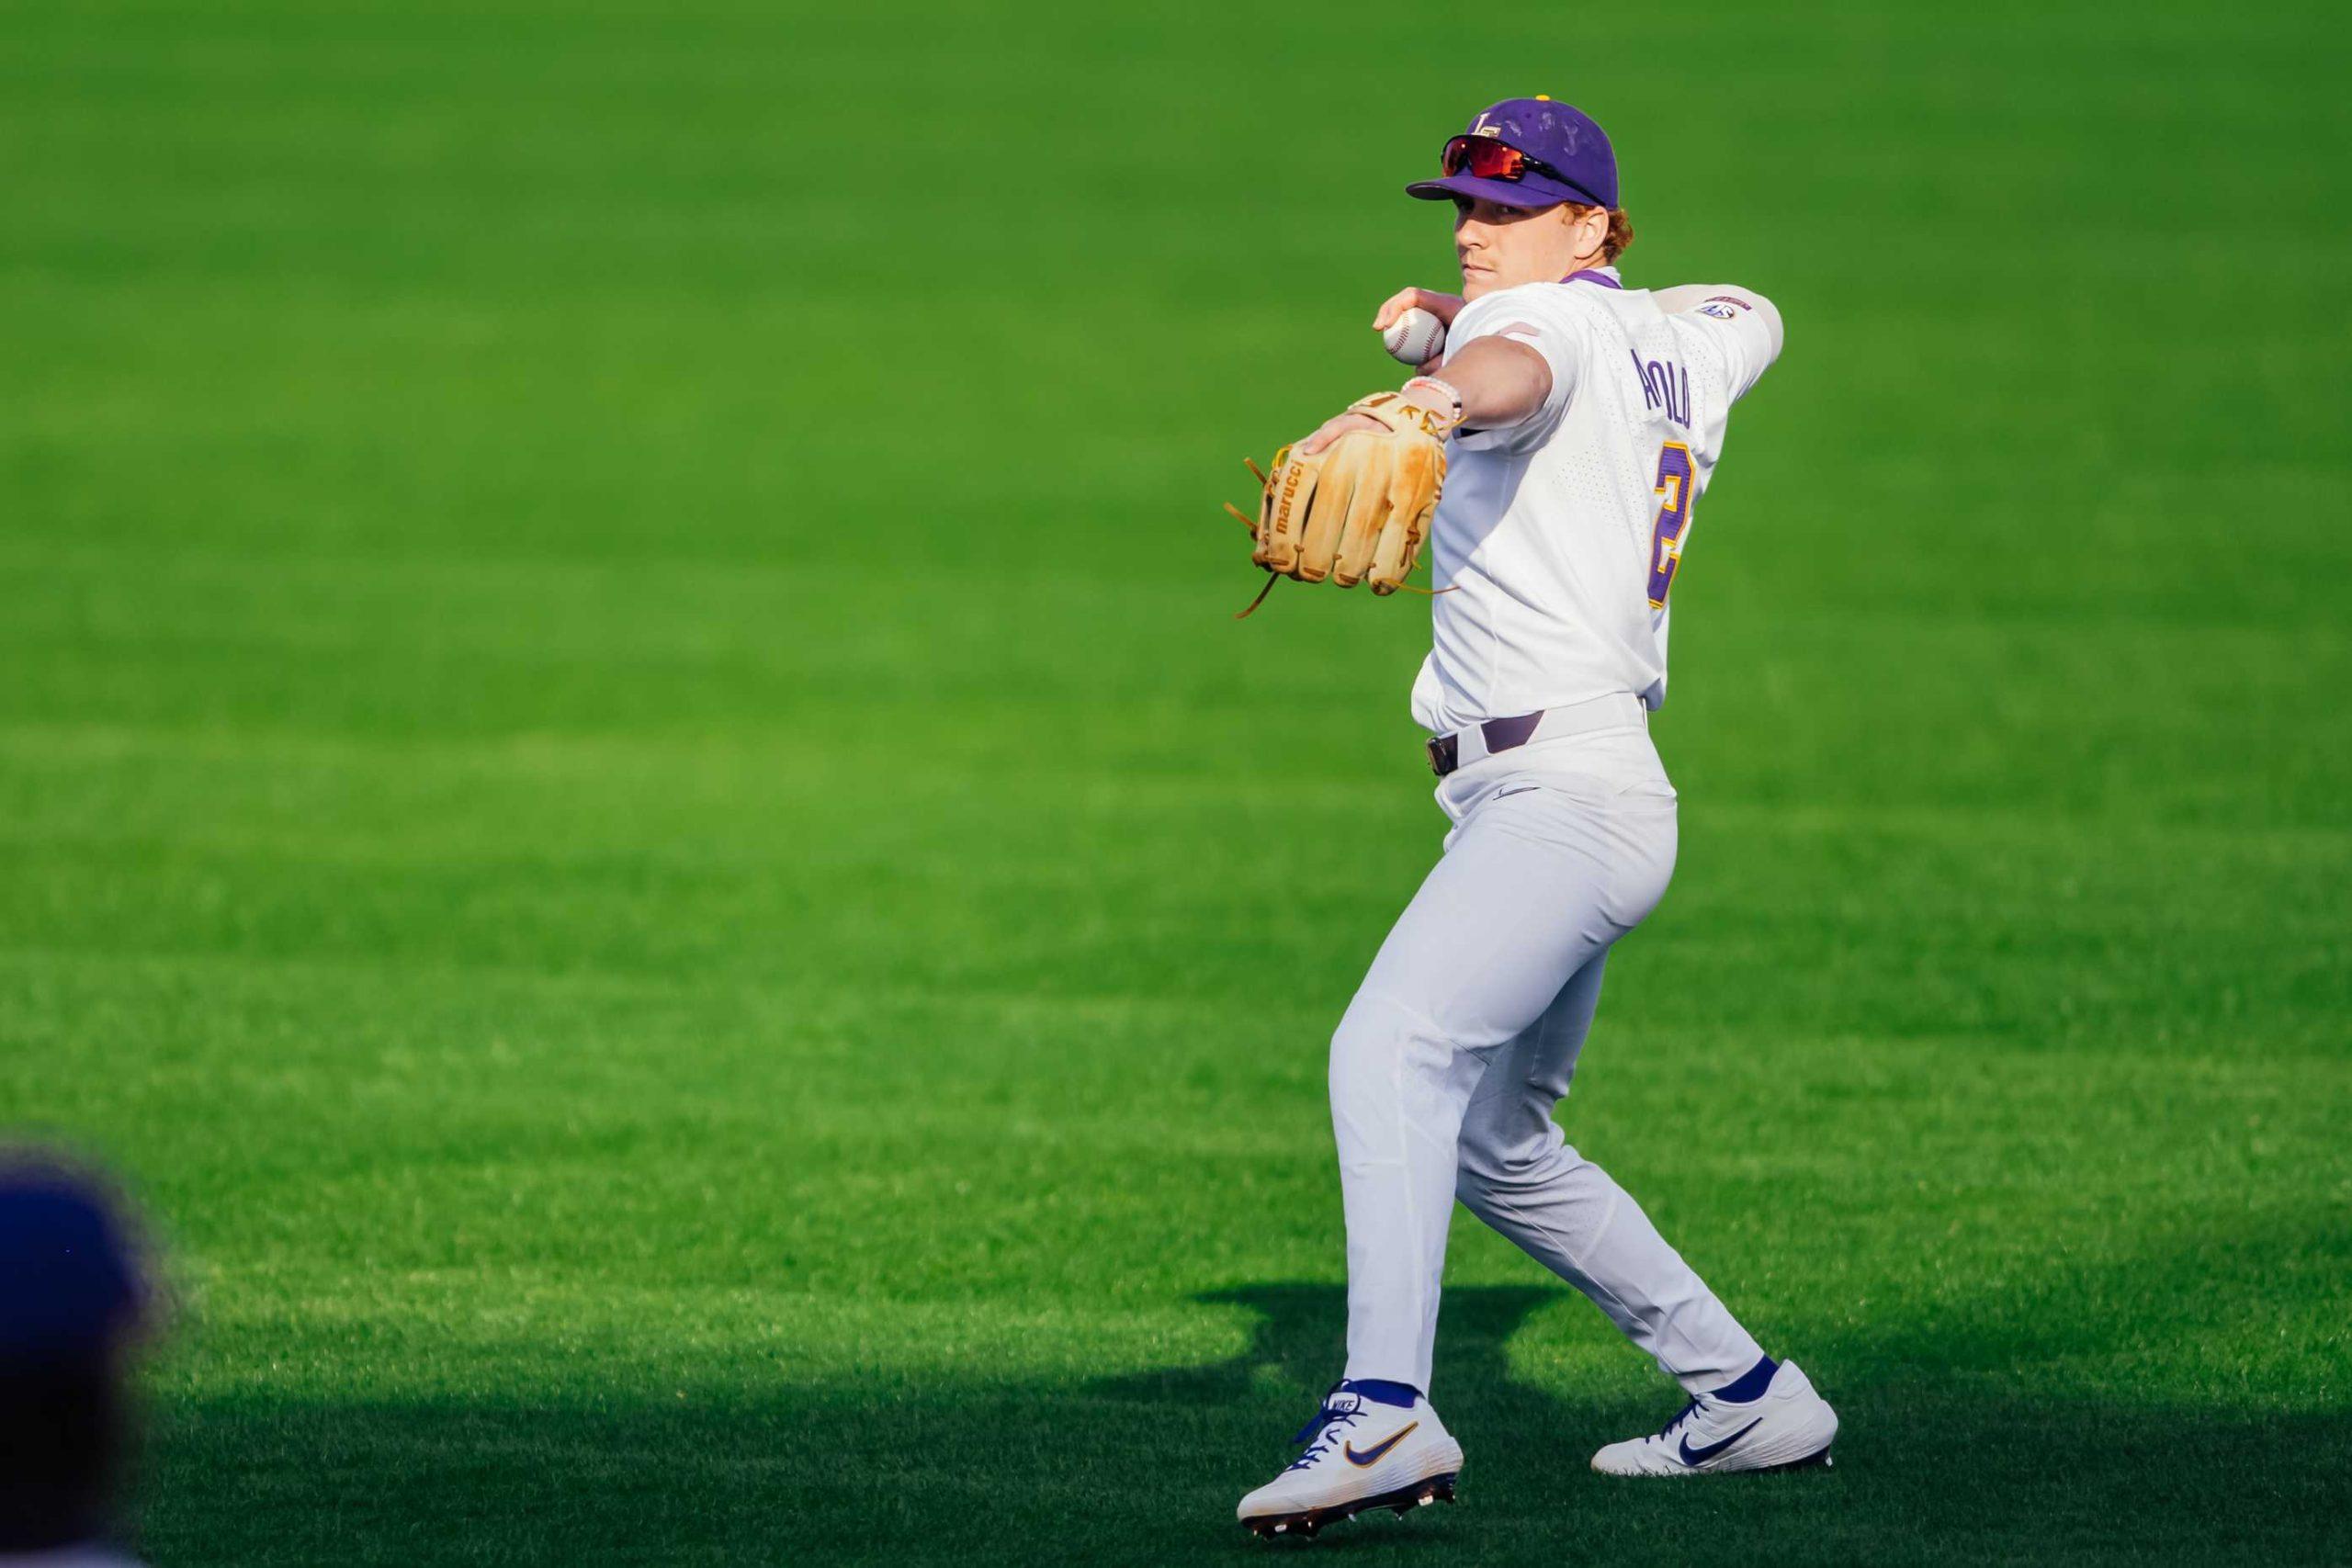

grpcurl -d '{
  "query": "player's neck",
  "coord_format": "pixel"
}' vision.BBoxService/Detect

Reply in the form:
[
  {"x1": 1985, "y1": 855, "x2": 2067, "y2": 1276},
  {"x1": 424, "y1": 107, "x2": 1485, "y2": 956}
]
[
  {"x1": 1479, "y1": 254, "x2": 1606, "y2": 294},
  {"x1": 1529, "y1": 248, "x2": 1608, "y2": 287}
]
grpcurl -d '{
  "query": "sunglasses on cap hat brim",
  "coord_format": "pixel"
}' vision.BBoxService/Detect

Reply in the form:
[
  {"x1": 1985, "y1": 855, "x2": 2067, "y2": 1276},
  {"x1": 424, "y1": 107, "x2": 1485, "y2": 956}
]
[{"x1": 1416, "y1": 134, "x2": 1604, "y2": 208}]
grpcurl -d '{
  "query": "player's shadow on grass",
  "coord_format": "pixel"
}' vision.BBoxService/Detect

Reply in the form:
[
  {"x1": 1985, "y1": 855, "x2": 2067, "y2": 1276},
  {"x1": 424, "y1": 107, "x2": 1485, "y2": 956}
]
[
  {"x1": 141, "y1": 1280, "x2": 2352, "y2": 1566},
  {"x1": 1091, "y1": 1280, "x2": 1566, "y2": 1451},
  {"x1": 1075, "y1": 1279, "x2": 2352, "y2": 1563}
]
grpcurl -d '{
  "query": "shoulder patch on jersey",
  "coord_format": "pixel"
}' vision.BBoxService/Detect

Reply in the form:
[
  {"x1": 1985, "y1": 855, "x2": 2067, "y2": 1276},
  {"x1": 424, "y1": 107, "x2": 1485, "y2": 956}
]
[
  {"x1": 1702, "y1": 294, "x2": 1753, "y2": 311},
  {"x1": 1696, "y1": 303, "x2": 1738, "y2": 320},
  {"x1": 1495, "y1": 321, "x2": 1546, "y2": 344}
]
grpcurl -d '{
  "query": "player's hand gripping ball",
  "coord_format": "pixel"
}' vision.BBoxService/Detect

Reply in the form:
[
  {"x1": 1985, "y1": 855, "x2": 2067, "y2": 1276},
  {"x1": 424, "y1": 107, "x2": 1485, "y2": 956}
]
[
  {"x1": 1381, "y1": 307, "x2": 1448, "y2": 366},
  {"x1": 1222, "y1": 389, "x2": 1455, "y2": 617}
]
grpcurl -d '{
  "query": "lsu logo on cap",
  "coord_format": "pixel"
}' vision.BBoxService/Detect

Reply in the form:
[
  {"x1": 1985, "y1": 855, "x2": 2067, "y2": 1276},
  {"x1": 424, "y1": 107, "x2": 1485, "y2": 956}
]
[{"x1": 1470, "y1": 96, "x2": 1552, "y2": 138}]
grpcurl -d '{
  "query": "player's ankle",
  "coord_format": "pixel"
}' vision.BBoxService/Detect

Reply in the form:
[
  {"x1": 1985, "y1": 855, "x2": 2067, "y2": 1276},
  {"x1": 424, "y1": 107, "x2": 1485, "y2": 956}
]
[
  {"x1": 1704, "y1": 1354, "x2": 1778, "y2": 1404},
  {"x1": 1337, "y1": 1377, "x2": 1421, "y2": 1408}
]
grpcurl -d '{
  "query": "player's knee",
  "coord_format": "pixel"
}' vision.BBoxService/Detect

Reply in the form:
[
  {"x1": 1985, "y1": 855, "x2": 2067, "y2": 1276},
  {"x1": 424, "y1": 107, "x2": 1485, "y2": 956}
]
[
  {"x1": 1455, "y1": 1125, "x2": 1575, "y2": 1200},
  {"x1": 1455, "y1": 1149, "x2": 1531, "y2": 1216},
  {"x1": 1454, "y1": 1132, "x2": 1515, "y2": 1201},
  {"x1": 1326, "y1": 988, "x2": 1420, "y2": 1104}
]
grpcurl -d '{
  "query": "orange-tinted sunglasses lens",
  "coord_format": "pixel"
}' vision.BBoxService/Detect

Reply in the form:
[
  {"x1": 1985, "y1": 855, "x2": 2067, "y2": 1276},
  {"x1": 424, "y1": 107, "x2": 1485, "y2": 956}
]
[{"x1": 1441, "y1": 136, "x2": 1529, "y2": 180}]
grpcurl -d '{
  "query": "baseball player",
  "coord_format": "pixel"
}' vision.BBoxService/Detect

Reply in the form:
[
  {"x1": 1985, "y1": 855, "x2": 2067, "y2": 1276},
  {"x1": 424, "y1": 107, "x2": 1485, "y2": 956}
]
[{"x1": 1234, "y1": 97, "x2": 1838, "y2": 1540}]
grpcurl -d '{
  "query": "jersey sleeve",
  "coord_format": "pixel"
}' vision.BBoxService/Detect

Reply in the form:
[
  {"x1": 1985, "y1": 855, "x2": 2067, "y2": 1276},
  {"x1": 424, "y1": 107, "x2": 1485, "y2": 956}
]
[
  {"x1": 1654, "y1": 285, "x2": 1783, "y2": 403},
  {"x1": 1443, "y1": 287, "x2": 1586, "y2": 453}
]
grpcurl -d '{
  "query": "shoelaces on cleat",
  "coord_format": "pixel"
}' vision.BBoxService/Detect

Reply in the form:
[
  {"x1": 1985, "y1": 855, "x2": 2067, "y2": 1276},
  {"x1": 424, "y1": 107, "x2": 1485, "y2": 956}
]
[
  {"x1": 1648, "y1": 1396, "x2": 1703, "y2": 1446},
  {"x1": 1283, "y1": 1403, "x2": 1365, "y2": 1472}
]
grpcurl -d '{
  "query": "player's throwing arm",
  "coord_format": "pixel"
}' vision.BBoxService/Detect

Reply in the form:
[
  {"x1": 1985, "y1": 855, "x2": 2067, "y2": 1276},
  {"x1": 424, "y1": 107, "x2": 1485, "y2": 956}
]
[{"x1": 1222, "y1": 303, "x2": 1555, "y2": 620}]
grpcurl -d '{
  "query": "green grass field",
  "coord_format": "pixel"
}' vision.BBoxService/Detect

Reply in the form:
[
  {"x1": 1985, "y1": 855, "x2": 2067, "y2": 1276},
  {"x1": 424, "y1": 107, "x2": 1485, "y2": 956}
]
[{"x1": 6, "y1": 2, "x2": 2349, "y2": 1562}]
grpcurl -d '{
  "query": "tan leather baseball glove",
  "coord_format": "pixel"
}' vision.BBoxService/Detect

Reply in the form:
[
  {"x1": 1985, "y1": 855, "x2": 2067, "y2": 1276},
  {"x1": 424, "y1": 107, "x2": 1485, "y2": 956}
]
[{"x1": 1224, "y1": 389, "x2": 1454, "y2": 617}]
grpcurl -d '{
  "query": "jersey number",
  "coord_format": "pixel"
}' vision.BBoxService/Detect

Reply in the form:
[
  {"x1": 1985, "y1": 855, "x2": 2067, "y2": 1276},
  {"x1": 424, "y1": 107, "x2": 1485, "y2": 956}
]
[{"x1": 1646, "y1": 441, "x2": 1695, "y2": 610}]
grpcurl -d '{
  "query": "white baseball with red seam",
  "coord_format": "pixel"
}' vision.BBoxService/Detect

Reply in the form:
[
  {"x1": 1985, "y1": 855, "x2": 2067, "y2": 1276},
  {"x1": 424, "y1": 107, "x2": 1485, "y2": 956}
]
[{"x1": 1381, "y1": 307, "x2": 1447, "y2": 366}]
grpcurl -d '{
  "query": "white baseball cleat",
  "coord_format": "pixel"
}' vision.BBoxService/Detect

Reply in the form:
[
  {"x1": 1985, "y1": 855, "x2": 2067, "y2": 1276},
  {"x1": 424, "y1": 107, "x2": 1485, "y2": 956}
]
[
  {"x1": 1238, "y1": 1383, "x2": 1464, "y2": 1540},
  {"x1": 1590, "y1": 1359, "x2": 1838, "y2": 1476}
]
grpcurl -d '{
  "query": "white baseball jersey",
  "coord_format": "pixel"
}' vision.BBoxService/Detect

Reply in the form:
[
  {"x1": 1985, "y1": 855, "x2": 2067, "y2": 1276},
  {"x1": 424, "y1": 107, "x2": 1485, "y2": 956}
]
[{"x1": 1408, "y1": 266, "x2": 1782, "y2": 734}]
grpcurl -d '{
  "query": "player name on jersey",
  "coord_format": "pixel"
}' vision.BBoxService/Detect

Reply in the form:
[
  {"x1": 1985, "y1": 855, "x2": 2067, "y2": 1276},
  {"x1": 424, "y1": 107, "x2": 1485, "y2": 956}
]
[{"x1": 1628, "y1": 352, "x2": 1690, "y2": 428}]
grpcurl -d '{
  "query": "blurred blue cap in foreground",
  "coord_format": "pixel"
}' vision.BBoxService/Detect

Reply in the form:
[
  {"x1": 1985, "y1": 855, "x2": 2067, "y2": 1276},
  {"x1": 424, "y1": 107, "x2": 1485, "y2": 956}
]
[{"x1": 0, "y1": 1157, "x2": 150, "y2": 1362}]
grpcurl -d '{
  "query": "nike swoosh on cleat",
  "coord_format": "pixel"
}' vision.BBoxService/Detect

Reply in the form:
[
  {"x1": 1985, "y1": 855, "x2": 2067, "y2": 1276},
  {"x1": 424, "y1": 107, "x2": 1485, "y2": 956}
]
[
  {"x1": 1344, "y1": 1421, "x2": 1419, "y2": 1467},
  {"x1": 1679, "y1": 1417, "x2": 1761, "y2": 1466}
]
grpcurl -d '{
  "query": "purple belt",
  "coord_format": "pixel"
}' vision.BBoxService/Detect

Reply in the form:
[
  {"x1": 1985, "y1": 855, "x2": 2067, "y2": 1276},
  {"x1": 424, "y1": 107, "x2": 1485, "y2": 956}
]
[
  {"x1": 1427, "y1": 713, "x2": 1543, "y2": 777},
  {"x1": 1426, "y1": 694, "x2": 1649, "y2": 778}
]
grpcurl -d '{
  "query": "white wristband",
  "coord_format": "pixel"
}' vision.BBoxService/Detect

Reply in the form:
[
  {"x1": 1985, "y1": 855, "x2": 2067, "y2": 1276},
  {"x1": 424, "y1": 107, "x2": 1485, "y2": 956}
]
[{"x1": 1402, "y1": 376, "x2": 1465, "y2": 423}]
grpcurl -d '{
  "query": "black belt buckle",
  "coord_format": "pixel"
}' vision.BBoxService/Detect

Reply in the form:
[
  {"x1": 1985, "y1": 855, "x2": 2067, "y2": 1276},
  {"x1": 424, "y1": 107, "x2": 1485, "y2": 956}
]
[{"x1": 1427, "y1": 733, "x2": 1459, "y2": 777}]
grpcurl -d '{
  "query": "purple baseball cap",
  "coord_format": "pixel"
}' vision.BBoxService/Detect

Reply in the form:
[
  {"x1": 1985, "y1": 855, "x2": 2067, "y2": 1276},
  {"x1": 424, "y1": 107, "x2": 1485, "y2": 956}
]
[{"x1": 1406, "y1": 96, "x2": 1617, "y2": 210}]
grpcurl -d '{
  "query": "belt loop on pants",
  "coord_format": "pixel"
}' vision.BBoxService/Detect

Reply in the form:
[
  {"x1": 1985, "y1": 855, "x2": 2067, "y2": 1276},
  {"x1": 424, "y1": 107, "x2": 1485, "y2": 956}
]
[{"x1": 1426, "y1": 693, "x2": 1647, "y2": 778}]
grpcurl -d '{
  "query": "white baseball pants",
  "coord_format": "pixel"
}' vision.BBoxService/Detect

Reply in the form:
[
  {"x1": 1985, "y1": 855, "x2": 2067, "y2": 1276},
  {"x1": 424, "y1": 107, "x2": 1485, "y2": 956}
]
[{"x1": 1331, "y1": 719, "x2": 1764, "y2": 1397}]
